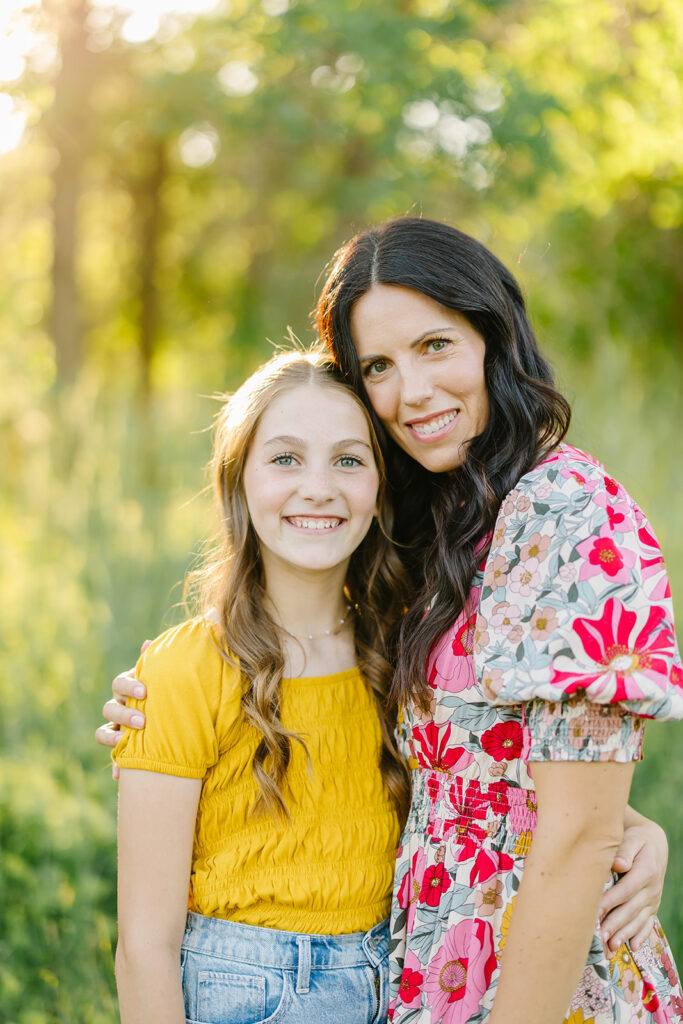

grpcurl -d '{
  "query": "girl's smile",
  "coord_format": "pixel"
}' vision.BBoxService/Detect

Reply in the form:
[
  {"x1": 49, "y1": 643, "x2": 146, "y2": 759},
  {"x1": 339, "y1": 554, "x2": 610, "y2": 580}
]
[{"x1": 242, "y1": 382, "x2": 380, "y2": 580}]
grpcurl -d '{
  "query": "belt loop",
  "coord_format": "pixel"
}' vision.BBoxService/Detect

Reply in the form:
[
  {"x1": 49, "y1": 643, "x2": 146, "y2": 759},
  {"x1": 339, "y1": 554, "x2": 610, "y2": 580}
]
[{"x1": 296, "y1": 935, "x2": 311, "y2": 994}]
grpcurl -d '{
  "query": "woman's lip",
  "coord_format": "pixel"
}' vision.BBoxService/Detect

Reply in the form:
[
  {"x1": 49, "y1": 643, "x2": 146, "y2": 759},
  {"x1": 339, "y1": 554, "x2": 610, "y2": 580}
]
[{"x1": 405, "y1": 410, "x2": 459, "y2": 443}]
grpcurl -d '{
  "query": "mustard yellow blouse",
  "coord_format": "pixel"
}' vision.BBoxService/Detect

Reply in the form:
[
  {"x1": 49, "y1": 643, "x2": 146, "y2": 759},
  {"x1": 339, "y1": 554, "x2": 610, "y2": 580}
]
[{"x1": 114, "y1": 617, "x2": 401, "y2": 934}]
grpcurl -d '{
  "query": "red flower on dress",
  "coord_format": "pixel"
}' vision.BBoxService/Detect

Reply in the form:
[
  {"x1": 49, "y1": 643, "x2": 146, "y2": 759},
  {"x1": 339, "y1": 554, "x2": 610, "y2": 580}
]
[
  {"x1": 398, "y1": 968, "x2": 424, "y2": 1005},
  {"x1": 470, "y1": 847, "x2": 515, "y2": 886},
  {"x1": 413, "y1": 721, "x2": 475, "y2": 774},
  {"x1": 487, "y1": 780, "x2": 510, "y2": 816},
  {"x1": 641, "y1": 977, "x2": 660, "y2": 1012},
  {"x1": 481, "y1": 721, "x2": 524, "y2": 761},
  {"x1": 588, "y1": 537, "x2": 625, "y2": 577},
  {"x1": 604, "y1": 475, "x2": 619, "y2": 496},
  {"x1": 419, "y1": 862, "x2": 452, "y2": 907},
  {"x1": 452, "y1": 613, "x2": 477, "y2": 657}
]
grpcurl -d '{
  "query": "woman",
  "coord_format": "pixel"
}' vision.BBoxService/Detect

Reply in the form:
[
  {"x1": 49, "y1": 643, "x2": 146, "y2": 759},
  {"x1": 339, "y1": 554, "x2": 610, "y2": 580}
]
[
  {"x1": 314, "y1": 217, "x2": 683, "y2": 1022},
  {"x1": 100, "y1": 218, "x2": 680, "y2": 1022}
]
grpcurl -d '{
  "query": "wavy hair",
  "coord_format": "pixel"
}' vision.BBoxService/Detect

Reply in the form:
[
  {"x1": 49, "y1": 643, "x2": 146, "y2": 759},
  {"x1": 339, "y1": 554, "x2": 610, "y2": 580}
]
[
  {"x1": 315, "y1": 217, "x2": 571, "y2": 710},
  {"x1": 190, "y1": 348, "x2": 411, "y2": 819}
]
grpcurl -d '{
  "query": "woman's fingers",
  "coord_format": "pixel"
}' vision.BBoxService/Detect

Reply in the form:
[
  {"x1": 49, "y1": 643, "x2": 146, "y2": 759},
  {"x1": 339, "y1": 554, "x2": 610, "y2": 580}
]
[
  {"x1": 112, "y1": 669, "x2": 146, "y2": 703},
  {"x1": 99, "y1": 696, "x2": 145, "y2": 731}
]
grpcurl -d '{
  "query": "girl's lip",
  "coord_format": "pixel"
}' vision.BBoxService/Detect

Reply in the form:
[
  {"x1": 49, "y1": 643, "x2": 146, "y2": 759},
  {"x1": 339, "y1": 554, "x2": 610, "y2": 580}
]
[
  {"x1": 283, "y1": 516, "x2": 346, "y2": 532},
  {"x1": 405, "y1": 410, "x2": 459, "y2": 443}
]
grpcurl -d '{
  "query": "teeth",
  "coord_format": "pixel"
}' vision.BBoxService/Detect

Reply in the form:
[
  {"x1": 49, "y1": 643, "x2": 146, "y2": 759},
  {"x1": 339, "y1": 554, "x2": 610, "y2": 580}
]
[
  {"x1": 289, "y1": 517, "x2": 342, "y2": 530},
  {"x1": 411, "y1": 411, "x2": 457, "y2": 436}
]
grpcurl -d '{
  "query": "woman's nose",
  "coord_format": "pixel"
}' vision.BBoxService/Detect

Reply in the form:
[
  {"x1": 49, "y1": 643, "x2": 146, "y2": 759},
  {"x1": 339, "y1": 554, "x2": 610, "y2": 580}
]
[{"x1": 400, "y1": 370, "x2": 434, "y2": 408}]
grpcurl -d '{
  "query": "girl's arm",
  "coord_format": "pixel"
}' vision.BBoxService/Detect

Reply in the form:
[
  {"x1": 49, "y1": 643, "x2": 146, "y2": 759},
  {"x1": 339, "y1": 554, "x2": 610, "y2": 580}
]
[
  {"x1": 488, "y1": 759, "x2": 635, "y2": 1024},
  {"x1": 116, "y1": 768, "x2": 202, "y2": 1024}
]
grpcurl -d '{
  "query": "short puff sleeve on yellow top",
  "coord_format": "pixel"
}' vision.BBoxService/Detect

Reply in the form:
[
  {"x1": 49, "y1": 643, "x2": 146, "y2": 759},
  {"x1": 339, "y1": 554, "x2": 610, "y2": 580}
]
[{"x1": 474, "y1": 445, "x2": 683, "y2": 763}]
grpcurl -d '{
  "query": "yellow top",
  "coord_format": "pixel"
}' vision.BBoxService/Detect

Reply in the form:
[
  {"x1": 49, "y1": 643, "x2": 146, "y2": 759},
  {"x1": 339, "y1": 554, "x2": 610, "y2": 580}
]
[{"x1": 114, "y1": 617, "x2": 401, "y2": 934}]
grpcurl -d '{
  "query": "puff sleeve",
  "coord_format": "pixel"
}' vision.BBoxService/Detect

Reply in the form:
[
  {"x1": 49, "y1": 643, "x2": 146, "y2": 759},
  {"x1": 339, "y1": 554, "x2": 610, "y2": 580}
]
[
  {"x1": 473, "y1": 446, "x2": 683, "y2": 741},
  {"x1": 113, "y1": 617, "x2": 233, "y2": 778}
]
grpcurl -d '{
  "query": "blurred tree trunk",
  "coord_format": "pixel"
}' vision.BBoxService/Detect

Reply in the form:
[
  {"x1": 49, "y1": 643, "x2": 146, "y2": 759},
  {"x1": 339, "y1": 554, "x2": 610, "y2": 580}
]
[
  {"x1": 46, "y1": 0, "x2": 94, "y2": 384},
  {"x1": 135, "y1": 140, "x2": 167, "y2": 403}
]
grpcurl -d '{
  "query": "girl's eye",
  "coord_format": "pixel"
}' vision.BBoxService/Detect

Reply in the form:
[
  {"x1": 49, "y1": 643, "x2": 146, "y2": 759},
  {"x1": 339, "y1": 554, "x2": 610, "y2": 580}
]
[
  {"x1": 272, "y1": 454, "x2": 296, "y2": 466},
  {"x1": 338, "y1": 455, "x2": 362, "y2": 469}
]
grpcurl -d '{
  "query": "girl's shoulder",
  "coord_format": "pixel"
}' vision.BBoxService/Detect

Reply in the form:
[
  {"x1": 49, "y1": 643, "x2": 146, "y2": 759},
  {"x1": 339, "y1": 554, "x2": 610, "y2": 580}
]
[{"x1": 139, "y1": 614, "x2": 240, "y2": 694}]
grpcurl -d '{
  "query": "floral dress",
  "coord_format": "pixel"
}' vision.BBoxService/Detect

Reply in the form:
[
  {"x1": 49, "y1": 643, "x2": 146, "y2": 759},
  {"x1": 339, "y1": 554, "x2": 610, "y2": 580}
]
[{"x1": 388, "y1": 445, "x2": 683, "y2": 1024}]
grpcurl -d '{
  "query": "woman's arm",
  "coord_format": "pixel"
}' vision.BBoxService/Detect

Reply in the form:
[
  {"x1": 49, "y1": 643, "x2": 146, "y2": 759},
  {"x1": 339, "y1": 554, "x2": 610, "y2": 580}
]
[
  {"x1": 488, "y1": 760, "x2": 635, "y2": 1024},
  {"x1": 602, "y1": 804, "x2": 668, "y2": 952},
  {"x1": 116, "y1": 768, "x2": 202, "y2": 1024}
]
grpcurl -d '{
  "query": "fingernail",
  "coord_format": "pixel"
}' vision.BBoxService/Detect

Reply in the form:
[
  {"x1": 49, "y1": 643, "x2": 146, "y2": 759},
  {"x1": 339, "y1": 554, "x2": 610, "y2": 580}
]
[
  {"x1": 132, "y1": 714, "x2": 144, "y2": 727},
  {"x1": 134, "y1": 686, "x2": 145, "y2": 697}
]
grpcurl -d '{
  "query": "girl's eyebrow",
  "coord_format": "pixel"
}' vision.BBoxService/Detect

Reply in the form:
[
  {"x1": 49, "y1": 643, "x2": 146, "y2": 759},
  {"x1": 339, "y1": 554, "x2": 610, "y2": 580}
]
[
  {"x1": 262, "y1": 435, "x2": 372, "y2": 450},
  {"x1": 359, "y1": 326, "x2": 458, "y2": 362}
]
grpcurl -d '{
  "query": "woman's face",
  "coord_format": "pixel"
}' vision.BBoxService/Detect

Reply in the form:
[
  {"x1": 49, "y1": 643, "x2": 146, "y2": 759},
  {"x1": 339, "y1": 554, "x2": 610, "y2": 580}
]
[{"x1": 350, "y1": 284, "x2": 490, "y2": 473}]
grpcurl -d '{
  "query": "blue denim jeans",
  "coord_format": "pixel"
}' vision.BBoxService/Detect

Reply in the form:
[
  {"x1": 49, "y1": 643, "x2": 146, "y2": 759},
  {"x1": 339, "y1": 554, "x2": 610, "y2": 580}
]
[{"x1": 180, "y1": 912, "x2": 389, "y2": 1024}]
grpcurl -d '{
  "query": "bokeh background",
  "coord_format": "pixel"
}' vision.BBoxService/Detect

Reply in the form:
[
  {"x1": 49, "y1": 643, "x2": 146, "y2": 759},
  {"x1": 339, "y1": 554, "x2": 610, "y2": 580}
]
[{"x1": 1, "y1": 0, "x2": 682, "y2": 1020}]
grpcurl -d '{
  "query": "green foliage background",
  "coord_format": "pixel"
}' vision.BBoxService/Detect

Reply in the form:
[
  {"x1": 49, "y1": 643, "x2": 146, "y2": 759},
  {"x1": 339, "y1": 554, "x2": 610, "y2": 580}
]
[{"x1": 1, "y1": 0, "x2": 682, "y2": 1020}]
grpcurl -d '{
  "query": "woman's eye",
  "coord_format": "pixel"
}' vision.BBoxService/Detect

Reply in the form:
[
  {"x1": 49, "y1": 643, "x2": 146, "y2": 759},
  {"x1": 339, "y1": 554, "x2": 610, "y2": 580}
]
[
  {"x1": 364, "y1": 359, "x2": 388, "y2": 377},
  {"x1": 428, "y1": 338, "x2": 450, "y2": 353}
]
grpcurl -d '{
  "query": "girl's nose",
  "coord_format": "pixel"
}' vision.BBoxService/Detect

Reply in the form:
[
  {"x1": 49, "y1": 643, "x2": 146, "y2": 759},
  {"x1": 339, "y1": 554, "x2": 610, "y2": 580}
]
[{"x1": 299, "y1": 468, "x2": 336, "y2": 502}]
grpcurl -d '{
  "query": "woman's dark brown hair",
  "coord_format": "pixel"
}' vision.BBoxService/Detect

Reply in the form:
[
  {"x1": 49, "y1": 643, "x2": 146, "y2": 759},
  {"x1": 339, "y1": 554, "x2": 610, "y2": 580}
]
[{"x1": 316, "y1": 217, "x2": 571, "y2": 710}]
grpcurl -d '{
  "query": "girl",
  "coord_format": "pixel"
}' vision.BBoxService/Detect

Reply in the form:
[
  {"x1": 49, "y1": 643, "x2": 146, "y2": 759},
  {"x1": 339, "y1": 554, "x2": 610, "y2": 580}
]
[
  {"x1": 113, "y1": 348, "x2": 410, "y2": 1024},
  {"x1": 314, "y1": 216, "x2": 683, "y2": 1022}
]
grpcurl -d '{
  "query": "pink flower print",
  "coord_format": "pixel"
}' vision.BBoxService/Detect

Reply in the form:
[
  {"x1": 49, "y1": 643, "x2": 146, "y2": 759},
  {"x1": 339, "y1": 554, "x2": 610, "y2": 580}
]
[
  {"x1": 551, "y1": 597, "x2": 676, "y2": 703},
  {"x1": 507, "y1": 624, "x2": 524, "y2": 644},
  {"x1": 502, "y1": 493, "x2": 517, "y2": 516},
  {"x1": 480, "y1": 667, "x2": 504, "y2": 700},
  {"x1": 473, "y1": 614, "x2": 489, "y2": 653},
  {"x1": 558, "y1": 562, "x2": 577, "y2": 583},
  {"x1": 508, "y1": 789, "x2": 537, "y2": 834},
  {"x1": 452, "y1": 612, "x2": 477, "y2": 657},
  {"x1": 520, "y1": 532, "x2": 551, "y2": 564},
  {"x1": 529, "y1": 606, "x2": 559, "y2": 641},
  {"x1": 593, "y1": 488, "x2": 632, "y2": 533},
  {"x1": 560, "y1": 464, "x2": 599, "y2": 492},
  {"x1": 397, "y1": 950, "x2": 424, "y2": 1009},
  {"x1": 428, "y1": 628, "x2": 478, "y2": 694},
  {"x1": 516, "y1": 494, "x2": 531, "y2": 513},
  {"x1": 638, "y1": 521, "x2": 670, "y2": 601},
  {"x1": 484, "y1": 554, "x2": 510, "y2": 590},
  {"x1": 534, "y1": 480, "x2": 553, "y2": 500},
  {"x1": 508, "y1": 560, "x2": 541, "y2": 597},
  {"x1": 672, "y1": 666, "x2": 683, "y2": 690},
  {"x1": 413, "y1": 721, "x2": 475, "y2": 775},
  {"x1": 397, "y1": 846, "x2": 426, "y2": 930},
  {"x1": 577, "y1": 525, "x2": 636, "y2": 585},
  {"x1": 424, "y1": 919, "x2": 497, "y2": 1023},
  {"x1": 473, "y1": 878, "x2": 503, "y2": 917},
  {"x1": 490, "y1": 602, "x2": 522, "y2": 637}
]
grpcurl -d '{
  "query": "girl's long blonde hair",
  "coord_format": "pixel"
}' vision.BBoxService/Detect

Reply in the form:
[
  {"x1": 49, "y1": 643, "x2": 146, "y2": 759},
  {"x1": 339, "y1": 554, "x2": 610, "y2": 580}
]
[{"x1": 190, "y1": 348, "x2": 411, "y2": 821}]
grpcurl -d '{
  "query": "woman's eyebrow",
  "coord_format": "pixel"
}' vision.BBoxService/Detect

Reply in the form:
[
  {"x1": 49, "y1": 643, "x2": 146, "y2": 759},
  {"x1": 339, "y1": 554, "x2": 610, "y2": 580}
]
[{"x1": 359, "y1": 326, "x2": 458, "y2": 362}]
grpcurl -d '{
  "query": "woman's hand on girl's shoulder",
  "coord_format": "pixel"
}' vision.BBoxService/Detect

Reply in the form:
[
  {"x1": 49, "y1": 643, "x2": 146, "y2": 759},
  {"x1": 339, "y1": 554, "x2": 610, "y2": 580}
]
[{"x1": 95, "y1": 641, "x2": 150, "y2": 779}]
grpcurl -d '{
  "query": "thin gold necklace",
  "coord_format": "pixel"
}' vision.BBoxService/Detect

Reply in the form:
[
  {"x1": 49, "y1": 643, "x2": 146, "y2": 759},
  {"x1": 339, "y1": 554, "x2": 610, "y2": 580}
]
[{"x1": 281, "y1": 604, "x2": 353, "y2": 642}]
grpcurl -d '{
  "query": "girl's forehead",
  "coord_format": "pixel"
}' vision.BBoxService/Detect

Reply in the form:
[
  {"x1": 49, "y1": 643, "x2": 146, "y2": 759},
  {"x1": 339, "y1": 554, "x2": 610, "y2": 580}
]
[{"x1": 253, "y1": 382, "x2": 371, "y2": 442}]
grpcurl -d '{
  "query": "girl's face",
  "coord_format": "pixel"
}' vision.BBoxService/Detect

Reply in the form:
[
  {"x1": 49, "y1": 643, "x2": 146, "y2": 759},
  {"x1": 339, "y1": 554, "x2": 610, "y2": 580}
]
[
  {"x1": 242, "y1": 383, "x2": 380, "y2": 580},
  {"x1": 350, "y1": 284, "x2": 490, "y2": 473}
]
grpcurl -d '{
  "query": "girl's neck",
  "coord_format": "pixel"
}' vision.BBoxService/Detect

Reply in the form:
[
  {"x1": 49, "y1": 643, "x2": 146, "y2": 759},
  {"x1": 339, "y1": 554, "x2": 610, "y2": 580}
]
[{"x1": 262, "y1": 560, "x2": 357, "y2": 678}]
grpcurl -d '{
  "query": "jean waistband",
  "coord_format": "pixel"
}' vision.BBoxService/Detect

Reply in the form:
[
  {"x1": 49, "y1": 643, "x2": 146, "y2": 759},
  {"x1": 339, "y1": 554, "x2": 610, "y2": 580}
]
[{"x1": 182, "y1": 912, "x2": 389, "y2": 970}]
